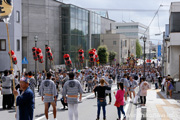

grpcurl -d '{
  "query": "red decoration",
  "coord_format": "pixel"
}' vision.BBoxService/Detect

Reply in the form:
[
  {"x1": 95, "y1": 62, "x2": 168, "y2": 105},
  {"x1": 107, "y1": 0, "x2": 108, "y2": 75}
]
[
  {"x1": 78, "y1": 49, "x2": 84, "y2": 63},
  {"x1": 8, "y1": 50, "x2": 15, "y2": 56},
  {"x1": 64, "y1": 54, "x2": 72, "y2": 67}
]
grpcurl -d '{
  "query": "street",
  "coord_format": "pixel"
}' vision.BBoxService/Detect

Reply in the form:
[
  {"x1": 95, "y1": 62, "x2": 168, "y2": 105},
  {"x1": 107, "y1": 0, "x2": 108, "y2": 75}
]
[{"x1": 0, "y1": 84, "x2": 131, "y2": 120}]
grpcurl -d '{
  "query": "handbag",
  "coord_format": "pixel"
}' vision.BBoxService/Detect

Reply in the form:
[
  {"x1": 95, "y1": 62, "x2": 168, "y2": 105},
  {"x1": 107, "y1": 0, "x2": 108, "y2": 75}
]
[{"x1": 114, "y1": 101, "x2": 121, "y2": 107}]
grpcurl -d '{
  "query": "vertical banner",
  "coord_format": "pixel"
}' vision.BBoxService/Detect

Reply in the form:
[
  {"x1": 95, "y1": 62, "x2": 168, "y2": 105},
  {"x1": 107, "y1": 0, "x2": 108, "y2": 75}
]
[{"x1": 158, "y1": 45, "x2": 161, "y2": 57}]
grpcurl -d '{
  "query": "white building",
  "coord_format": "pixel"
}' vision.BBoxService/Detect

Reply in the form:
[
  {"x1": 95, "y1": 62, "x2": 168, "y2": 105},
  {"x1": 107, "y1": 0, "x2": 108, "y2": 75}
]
[
  {"x1": 111, "y1": 22, "x2": 150, "y2": 54},
  {"x1": 165, "y1": 2, "x2": 180, "y2": 78}
]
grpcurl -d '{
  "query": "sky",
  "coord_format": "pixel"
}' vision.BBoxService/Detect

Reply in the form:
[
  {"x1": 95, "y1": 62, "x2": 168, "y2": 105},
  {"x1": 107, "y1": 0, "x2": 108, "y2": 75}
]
[{"x1": 62, "y1": 0, "x2": 180, "y2": 45}]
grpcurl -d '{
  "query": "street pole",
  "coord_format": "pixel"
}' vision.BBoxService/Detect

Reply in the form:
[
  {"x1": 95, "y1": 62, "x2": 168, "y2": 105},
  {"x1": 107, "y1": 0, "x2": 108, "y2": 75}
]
[
  {"x1": 142, "y1": 36, "x2": 147, "y2": 77},
  {"x1": 34, "y1": 36, "x2": 38, "y2": 86},
  {"x1": 162, "y1": 32, "x2": 165, "y2": 77}
]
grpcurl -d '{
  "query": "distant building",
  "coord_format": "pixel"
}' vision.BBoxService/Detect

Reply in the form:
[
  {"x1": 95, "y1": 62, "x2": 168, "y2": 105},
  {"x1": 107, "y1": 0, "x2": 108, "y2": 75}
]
[
  {"x1": 111, "y1": 22, "x2": 150, "y2": 54},
  {"x1": 101, "y1": 30, "x2": 136, "y2": 64},
  {"x1": 0, "y1": 0, "x2": 22, "y2": 73}
]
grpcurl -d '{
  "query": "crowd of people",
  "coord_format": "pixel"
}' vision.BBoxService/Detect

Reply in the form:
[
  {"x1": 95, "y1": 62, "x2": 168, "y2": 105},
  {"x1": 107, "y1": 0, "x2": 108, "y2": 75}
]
[{"x1": 0, "y1": 65, "x2": 174, "y2": 120}]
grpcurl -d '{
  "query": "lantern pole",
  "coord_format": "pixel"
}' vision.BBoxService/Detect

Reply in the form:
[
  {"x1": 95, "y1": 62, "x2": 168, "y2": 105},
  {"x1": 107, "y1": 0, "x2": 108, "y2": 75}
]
[{"x1": 6, "y1": 23, "x2": 16, "y2": 109}]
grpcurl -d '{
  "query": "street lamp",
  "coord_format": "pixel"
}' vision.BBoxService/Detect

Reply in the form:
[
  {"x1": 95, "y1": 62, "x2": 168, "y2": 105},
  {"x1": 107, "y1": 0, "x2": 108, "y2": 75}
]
[
  {"x1": 34, "y1": 35, "x2": 38, "y2": 86},
  {"x1": 140, "y1": 36, "x2": 147, "y2": 77}
]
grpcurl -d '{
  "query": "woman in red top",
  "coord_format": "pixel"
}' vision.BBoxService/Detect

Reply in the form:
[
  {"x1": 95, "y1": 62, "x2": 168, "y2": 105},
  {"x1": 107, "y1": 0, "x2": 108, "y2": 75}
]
[{"x1": 114, "y1": 83, "x2": 126, "y2": 120}]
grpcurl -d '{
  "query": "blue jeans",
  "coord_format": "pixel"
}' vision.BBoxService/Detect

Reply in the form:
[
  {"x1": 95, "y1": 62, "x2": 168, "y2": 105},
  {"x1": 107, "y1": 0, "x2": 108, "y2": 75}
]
[
  {"x1": 97, "y1": 99, "x2": 107, "y2": 119},
  {"x1": 155, "y1": 83, "x2": 158, "y2": 89},
  {"x1": 117, "y1": 105, "x2": 125, "y2": 119}
]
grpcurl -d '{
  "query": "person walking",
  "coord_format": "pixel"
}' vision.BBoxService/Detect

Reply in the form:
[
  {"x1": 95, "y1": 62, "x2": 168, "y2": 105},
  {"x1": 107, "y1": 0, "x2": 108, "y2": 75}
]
[
  {"x1": 63, "y1": 72, "x2": 83, "y2": 120},
  {"x1": 120, "y1": 74, "x2": 129, "y2": 102},
  {"x1": 93, "y1": 78, "x2": 110, "y2": 120},
  {"x1": 13, "y1": 77, "x2": 34, "y2": 120},
  {"x1": 39, "y1": 72, "x2": 57, "y2": 120},
  {"x1": 105, "y1": 74, "x2": 113, "y2": 104},
  {"x1": 167, "y1": 78, "x2": 174, "y2": 98},
  {"x1": 140, "y1": 78, "x2": 150, "y2": 106},
  {"x1": 129, "y1": 76, "x2": 138, "y2": 101},
  {"x1": 114, "y1": 83, "x2": 126, "y2": 120},
  {"x1": 1, "y1": 70, "x2": 13, "y2": 109}
]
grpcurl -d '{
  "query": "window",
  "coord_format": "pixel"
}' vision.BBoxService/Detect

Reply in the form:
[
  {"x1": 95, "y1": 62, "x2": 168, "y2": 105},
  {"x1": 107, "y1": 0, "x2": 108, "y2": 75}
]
[
  {"x1": 168, "y1": 47, "x2": 170, "y2": 63},
  {"x1": 101, "y1": 39, "x2": 104, "y2": 43},
  {"x1": 0, "y1": 39, "x2": 6, "y2": 51},
  {"x1": 125, "y1": 40, "x2": 127, "y2": 47},
  {"x1": 16, "y1": 11, "x2": 20, "y2": 23},
  {"x1": 113, "y1": 41, "x2": 116, "y2": 45},
  {"x1": 17, "y1": 39, "x2": 20, "y2": 51},
  {"x1": 170, "y1": 12, "x2": 180, "y2": 32}
]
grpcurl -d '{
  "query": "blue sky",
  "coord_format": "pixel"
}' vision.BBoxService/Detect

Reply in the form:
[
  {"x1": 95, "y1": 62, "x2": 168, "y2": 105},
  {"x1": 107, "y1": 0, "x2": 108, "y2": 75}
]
[{"x1": 62, "y1": 0, "x2": 180, "y2": 45}]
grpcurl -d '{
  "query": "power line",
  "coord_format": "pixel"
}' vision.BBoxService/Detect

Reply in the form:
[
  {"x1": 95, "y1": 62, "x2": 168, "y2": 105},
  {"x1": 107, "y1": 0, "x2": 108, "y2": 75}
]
[{"x1": 87, "y1": 8, "x2": 169, "y2": 12}]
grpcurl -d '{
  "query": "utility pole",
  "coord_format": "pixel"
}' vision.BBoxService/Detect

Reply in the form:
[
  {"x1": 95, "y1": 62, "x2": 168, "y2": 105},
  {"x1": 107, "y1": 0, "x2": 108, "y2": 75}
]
[
  {"x1": 162, "y1": 32, "x2": 165, "y2": 77},
  {"x1": 34, "y1": 36, "x2": 38, "y2": 86}
]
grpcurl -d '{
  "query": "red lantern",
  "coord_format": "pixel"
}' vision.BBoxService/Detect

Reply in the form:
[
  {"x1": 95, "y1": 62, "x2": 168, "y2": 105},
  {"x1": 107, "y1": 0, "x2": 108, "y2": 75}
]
[
  {"x1": 64, "y1": 54, "x2": 70, "y2": 61},
  {"x1": 36, "y1": 48, "x2": 42, "y2": 54},
  {"x1": 32, "y1": 47, "x2": 37, "y2": 53},
  {"x1": 8, "y1": 50, "x2": 15, "y2": 56},
  {"x1": 12, "y1": 55, "x2": 17, "y2": 65},
  {"x1": 46, "y1": 47, "x2": 51, "y2": 53}
]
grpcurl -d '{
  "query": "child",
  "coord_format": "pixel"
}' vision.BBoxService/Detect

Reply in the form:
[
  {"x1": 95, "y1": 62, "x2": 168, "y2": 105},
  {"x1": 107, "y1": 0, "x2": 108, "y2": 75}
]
[{"x1": 114, "y1": 83, "x2": 126, "y2": 120}]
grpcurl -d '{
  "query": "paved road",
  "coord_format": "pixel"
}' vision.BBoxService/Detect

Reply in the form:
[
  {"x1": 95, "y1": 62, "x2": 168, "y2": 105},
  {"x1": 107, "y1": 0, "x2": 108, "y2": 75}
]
[{"x1": 0, "y1": 84, "x2": 131, "y2": 120}]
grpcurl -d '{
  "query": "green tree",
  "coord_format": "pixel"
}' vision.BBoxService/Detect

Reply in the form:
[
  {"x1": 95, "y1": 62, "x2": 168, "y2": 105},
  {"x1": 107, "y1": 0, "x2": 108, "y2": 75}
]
[
  {"x1": 97, "y1": 45, "x2": 109, "y2": 64},
  {"x1": 136, "y1": 39, "x2": 142, "y2": 58},
  {"x1": 109, "y1": 51, "x2": 117, "y2": 66}
]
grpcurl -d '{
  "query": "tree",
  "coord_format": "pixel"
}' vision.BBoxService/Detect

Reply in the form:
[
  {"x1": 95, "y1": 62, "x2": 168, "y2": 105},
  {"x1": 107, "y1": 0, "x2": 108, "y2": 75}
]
[
  {"x1": 109, "y1": 51, "x2": 117, "y2": 66},
  {"x1": 136, "y1": 39, "x2": 142, "y2": 58},
  {"x1": 97, "y1": 45, "x2": 109, "y2": 65}
]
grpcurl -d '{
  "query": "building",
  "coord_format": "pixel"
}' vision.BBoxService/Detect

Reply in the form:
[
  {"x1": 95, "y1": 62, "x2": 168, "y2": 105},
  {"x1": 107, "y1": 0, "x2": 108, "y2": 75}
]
[
  {"x1": 1, "y1": 0, "x2": 115, "y2": 72},
  {"x1": 166, "y1": 2, "x2": 180, "y2": 78},
  {"x1": 111, "y1": 22, "x2": 150, "y2": 54},
  {"x1": 22, "y1": 0, "x2": 62, "y2": 72},
  {"x1": 0, "y1": 0, "x2": 22, "y2": 73},
  {"x1": 61, "y1": 4, "x2": 115, "y2": 65},
  {"x1": 101, "y1": 30, "x2": 136, "y2": 64}
]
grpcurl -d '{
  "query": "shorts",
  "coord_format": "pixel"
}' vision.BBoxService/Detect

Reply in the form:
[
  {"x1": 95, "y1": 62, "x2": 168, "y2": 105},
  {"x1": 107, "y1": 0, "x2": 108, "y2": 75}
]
[{"x1": 44, "y1": 96, "x2": 54, "y2": 103}]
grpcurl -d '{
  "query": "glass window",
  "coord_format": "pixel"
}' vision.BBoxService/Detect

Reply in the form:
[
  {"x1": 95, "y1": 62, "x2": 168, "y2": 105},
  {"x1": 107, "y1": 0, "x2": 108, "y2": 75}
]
[
  {"x1": 16, "y1": 11, "x2": 20, "y2": 23},
  {"x1": 78, "y1": 8, "x2": 82, "y2": 19},
  {"x1": 170, "y1": 12, "x2": 180, "y2": 32},
  {"x1": 85, "y1": 11, "x2": 89, "y2": 21},
  {"x1": 71, "y1": 18, "x2": 76, "y2": 32},
  {"x1": 70, "y1": 6, "x2": 76, "y2": 18},
  {"x1": 78, "y1": 19, "x2": 82, "y2": 32},
  {"x1": 83, "y1": 9, "x2": 86, "y2": 20},
  {"x1": 125, "y1": 40, "x2": 127, "y2": 47},
  {"x1": 62, "y1": 6, "x2": 70, "y2": 17},
  {"x1": 113, "y1": 41, "x2": 116, "y2": 45},
  {"x1": 62, "y1": 22, "x2": 70, "y2": 34},
  {"x1": 0, "y1": 39, "x2": 6, "y2": 51},
  {"x1": 17, "y1": 39, "x2": 20, "y2": 51}
]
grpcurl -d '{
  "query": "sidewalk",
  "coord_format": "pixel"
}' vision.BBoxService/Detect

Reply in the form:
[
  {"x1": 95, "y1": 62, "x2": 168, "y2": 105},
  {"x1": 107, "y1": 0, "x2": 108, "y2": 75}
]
[{"x1": 128, "y1": 84, "x2": 180, "y2": 120}]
